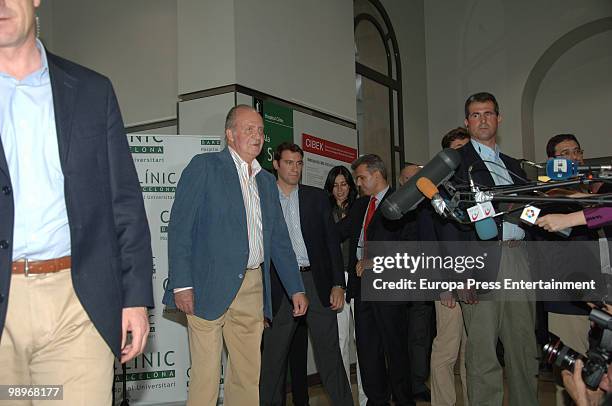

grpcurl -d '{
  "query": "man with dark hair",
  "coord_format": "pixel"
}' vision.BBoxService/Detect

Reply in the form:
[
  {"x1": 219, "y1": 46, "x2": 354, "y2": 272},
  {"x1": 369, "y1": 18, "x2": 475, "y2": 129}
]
[
  {"x1": 397, "y1": 163, "x2": 434, "y2": 402},
  {"x1": 441, "y1": 92, "x2": 538, "y2": 406},
  {"x1": 546, "y1": 134, "x2": 583, "y2": 162},
  {"x1": 164, "y1": 106, "x2": 308, "y2": 405},
  {"x1": 463, "y1": 91, "x2": 500, "y2": 119},
  {"x1": 441, "y1": 127, "x2": 470, "y2": 150},
  {"x1": 260, "y1": 142, "x2": 353, "y2": 405},
  {"x1": 541, "y1": 133, "x2": 599, "y2": 406},
  {"x1": 339, "y1": 154, "x2": 417, "y2": 406},
  {"x1": 0, "y1": 2, "x2": 153, "y2": 404}
]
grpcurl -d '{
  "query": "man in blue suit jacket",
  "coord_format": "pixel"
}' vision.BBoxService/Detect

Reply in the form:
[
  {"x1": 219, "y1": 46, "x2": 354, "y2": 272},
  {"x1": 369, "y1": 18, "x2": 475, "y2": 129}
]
[
  {"x1": 163, "y1": 105, "x2": 308, "y2": 405},
  {"x1": 0, "y1": 1, "x2": 153, "y2": 404}
]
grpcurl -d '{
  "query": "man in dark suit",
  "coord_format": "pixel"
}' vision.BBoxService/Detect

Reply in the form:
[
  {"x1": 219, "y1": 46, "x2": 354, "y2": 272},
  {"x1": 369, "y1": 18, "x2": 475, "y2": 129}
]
[
  {"x1": 260, "y1": 142, "x2": 353, "y2": 406},
  {"x1": 164, "y1": 106, "x2": 308, "y2": 405},
  {"x1": 443, "y1": 92, "x2": 538, "y2": 406},
  {"x1": 0, "y1": 1, "x2": 153, "y2": 404},
  {"x1": 339, "y1": 154, "x2": 417, "y2": 406},
  {"x1": 398, "y1": 164, "x2": 434, "y2": 403}
]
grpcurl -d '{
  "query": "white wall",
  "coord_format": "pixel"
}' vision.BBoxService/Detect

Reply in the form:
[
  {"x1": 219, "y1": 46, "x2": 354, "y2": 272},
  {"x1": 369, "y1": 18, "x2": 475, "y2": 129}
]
[
  {"x1": 424, "y1": 0, "x2": 612, "y2": 160},
  {"x1": 38, "y1": 0, "x2": 178, "y2": 127},
  {"x1": 533, "y1": 30, "x2": 612, "y2": 161},
  {"x1": 179, "y1": 0, "x2": 356, "y2": 123},
  {"x1": 177, "y1": 0, "x2": 236, "y2": 96}
]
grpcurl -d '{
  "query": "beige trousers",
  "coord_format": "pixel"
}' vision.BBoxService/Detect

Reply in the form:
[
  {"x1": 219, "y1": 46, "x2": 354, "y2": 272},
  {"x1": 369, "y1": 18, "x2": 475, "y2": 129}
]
[
  {"x1": 186, "y1": 267, "x2": 264, "y2": 406},
  {"x1": 548, "y1": 312, "x2": 590, "y2": 406},
  {"x1": 0, "y1": 269, "x2": 114, "y2": 406},
  {"x1": 430, "y1": 301, "x2": 469, "y2": 406}
]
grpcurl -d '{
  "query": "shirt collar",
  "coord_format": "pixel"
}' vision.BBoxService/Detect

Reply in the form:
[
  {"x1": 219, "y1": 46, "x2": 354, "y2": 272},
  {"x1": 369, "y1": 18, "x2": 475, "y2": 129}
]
[
  {"x1": 0, "y1": 38, "x2": 49, "y2": 84},
  {"x1": 471, "y1": 138, "x2": 501, "y2": 160},
  {"x1": 35, "y1": 38, "x2": 50, "y2": 78},
  {"x1": 277, "y1": 183, "x2": 299, "y2": 199},
  {"x1": 228, "y1": 146, "x2": 262, "y2": 177},
  {"x1": 373, "y1": 185, "x2": 389, "y2": 203}
]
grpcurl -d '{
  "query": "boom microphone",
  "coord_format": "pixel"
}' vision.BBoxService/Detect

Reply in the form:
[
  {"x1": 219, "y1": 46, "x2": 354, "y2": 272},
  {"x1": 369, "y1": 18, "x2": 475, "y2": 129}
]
[
  {"x1": 546, "y1": 158, "x2": 612, "y2": 180},
  {"x1": 381, "y1": 148, "x2": 462, "y2": 220}
]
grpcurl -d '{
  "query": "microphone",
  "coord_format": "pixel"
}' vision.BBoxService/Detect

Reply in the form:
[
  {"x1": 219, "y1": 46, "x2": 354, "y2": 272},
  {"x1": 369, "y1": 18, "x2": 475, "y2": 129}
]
[
  {"x1": 418, "y1": 173, "x2": 498, "y2": 238},
  {"x1": 546, "y1": 158, "x2": 578, "y2": 180},
  {"x1": 475, "y1": 218, "x2": 498, "y2": 240},
  {"x1": 381, "y1": 148, "x2": 462, "y2": 219},
  {"x1": 546, "y1": 158, "x2": 612, "y2": 180},
  {"x1": 416, "y1": 177, "x2": 468, "y2": 223},
  {"x1": 518, "y1": 204, "x2": 572, "y2": 237},
  {"x1": 416, "y1": 177, "x2": 446, "y2": 216},
  {"x1": 466, "y1": 191, "x2": 499, "y2": 240}
]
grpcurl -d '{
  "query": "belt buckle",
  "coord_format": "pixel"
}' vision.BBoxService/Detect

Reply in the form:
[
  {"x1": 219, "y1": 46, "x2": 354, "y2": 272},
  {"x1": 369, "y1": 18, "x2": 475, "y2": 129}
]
[{"x1": 24, "y1": 258, "x2": 30, "y2": 277}]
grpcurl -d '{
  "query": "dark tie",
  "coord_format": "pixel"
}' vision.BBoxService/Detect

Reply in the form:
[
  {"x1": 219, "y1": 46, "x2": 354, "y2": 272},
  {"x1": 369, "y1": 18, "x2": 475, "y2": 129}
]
[{"x1": 363, "y1": 196, "x2": 377, "y2": 241}]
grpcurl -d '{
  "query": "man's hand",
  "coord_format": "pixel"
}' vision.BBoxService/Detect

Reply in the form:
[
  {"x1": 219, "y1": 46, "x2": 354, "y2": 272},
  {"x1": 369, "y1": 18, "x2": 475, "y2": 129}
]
[
  {"x1": 174, "y1": 289, "x2": 194, "y2": 315},
  {"x1": 292, "y1": 292, "x2": 309, "y2": 317},
  {"x1": 356, "y1": 259, "x2": 373, "y2": 277},
  {"x1": 561, "y1": 359, "x2": 604, "y2": 406},
  {"x1": 457, "y1": 288, "x2": 479, "y2": 304},
  {"x1": 440, "y1": 291, "x2": 456, "y2": 308},
  {"x1": 121, "y1": 307, "x2": 149, "y2": 363},
  {"x1": 330, "y1": 287, "x2": 345, "y2": 311}
]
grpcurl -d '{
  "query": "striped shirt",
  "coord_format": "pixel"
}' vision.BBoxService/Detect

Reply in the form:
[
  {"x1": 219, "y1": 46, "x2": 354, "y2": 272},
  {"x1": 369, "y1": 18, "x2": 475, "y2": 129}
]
[
  {"x1": 173, "y1": 147, "x2": 265, "y2": 293},
  {"x1": 229, "y1": 147, "x2": 264, "y2": 268},
  {"x1": 278, "y1": 185, "x2": 310, "y2": 267}
]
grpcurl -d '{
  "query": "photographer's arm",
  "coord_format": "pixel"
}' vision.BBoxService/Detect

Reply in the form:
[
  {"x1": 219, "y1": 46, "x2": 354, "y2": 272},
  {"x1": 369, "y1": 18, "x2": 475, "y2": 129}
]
[{"x1": 561, "y1": 359, "x2": 606, "y2": 406}]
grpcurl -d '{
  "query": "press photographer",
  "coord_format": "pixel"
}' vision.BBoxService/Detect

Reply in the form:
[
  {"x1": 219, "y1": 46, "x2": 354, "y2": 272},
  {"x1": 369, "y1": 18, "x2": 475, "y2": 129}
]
[{"x1": 546, "y1": 304, "x2": 612, "y2": 406}]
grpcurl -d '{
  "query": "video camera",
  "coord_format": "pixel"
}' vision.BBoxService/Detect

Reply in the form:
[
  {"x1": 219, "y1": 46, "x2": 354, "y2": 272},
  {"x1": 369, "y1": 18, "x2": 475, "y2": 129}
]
[{"x1": 544, "y1": 308, "x2": 612, "y2": 390}]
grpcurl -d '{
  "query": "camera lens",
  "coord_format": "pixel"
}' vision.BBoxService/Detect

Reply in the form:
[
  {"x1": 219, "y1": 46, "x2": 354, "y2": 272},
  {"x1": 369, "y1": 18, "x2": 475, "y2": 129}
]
[{"x1": 543, "y1": 334, "x2": 583, "y2": 371}]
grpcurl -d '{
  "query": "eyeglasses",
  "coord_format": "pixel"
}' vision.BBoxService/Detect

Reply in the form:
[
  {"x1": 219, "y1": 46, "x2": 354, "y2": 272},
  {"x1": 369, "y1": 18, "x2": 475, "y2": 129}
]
[{"x1": 556, "y1": 148, "x2": 584, "y2": 158}]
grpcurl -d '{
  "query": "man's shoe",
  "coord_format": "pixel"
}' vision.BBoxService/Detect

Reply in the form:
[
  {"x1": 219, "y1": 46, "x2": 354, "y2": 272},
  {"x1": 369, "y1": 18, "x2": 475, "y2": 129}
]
[{"x1": 413, "y1": 388, "x2": 431, "y2": 402}]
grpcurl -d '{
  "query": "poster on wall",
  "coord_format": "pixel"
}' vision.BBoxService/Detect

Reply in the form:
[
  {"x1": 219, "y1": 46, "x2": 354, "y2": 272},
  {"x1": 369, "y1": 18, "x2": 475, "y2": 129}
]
[
  {"x1": 301, "y1": 133, "x2": 358, "y2": 187},
  {"x1": 293, "y1": 111, "x2": 357, "y2": 189},
  {"x1": 113, "y1": 134, "x2": 223, "y2": 405},
  {"x1": 258, "y1": 100, "x2": 294, "y2": 171}
]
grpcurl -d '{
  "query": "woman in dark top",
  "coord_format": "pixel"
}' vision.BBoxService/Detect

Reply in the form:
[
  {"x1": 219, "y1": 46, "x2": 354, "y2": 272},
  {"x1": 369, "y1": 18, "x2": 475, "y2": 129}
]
[{"x1": 324, "y1": 165, "x2": 366, "y2": 404}]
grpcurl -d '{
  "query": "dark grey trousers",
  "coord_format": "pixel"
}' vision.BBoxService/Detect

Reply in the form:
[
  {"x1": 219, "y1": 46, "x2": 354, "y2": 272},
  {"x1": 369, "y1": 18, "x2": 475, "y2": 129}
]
[{"x1": 260, "y1": 271, "x2": 353, "y2": 406}]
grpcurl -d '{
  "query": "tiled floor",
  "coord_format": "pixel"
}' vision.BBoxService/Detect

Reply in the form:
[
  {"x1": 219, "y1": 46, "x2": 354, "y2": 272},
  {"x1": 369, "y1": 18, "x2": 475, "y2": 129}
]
[
  {"x1": 286, "y1": 370, "x2": 557, "y2": 405},
  {"x1": 146, "y1": 370, "x2": 558, "y2": 405}
]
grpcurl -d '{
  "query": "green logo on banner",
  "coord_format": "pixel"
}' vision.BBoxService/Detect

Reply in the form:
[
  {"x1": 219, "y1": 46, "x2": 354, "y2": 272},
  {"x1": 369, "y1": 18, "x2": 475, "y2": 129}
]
[
  {"x1": 130, "y1": 146, "x2": 164, "y2": 154},
  {"x1": 128, "y1": 136, "x2": 164, "y2": 154},
  {"x1": 142, "y1": 186, "x2": 176, "y2": 193},
  {"x1": 258, "y1": 101, "x2": 294, "y2": 171},
  {"x1": 115, "y1": 370, "x2": 176, "y2": 382}
]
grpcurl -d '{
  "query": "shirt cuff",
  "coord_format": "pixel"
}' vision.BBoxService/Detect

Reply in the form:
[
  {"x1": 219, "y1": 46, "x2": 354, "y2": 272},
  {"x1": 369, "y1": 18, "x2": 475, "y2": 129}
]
[{"x1": 173, "y1": 287, "x2": 193, "y2": 293}]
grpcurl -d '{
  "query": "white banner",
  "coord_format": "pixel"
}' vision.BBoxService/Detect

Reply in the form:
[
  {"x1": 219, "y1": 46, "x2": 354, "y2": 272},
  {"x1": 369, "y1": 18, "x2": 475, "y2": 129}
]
[{"x1": 113, "y1": 134, "x2": 223, "y2": 405}]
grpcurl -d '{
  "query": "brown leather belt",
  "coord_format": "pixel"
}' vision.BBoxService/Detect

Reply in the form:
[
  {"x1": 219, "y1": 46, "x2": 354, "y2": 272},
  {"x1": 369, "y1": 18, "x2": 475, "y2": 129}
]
[{"x1": 11, "y1": 256, "x2": 72, "y2": 276}]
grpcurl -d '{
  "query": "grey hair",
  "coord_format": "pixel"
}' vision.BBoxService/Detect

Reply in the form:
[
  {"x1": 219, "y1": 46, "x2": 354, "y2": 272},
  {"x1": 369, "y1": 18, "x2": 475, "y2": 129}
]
[
  {"x1": 351, "y1": 154, "x2": 387, "y2": 180},
  {"x1": 225, "y1": 104, "x2": 257, "y2": 132}
]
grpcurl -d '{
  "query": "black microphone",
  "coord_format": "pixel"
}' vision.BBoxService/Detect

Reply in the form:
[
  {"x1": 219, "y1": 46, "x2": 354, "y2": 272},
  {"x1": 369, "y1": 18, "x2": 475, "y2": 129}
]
[{"x1": 381, "y1": 148, "x2": 462, "y2": 220}]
